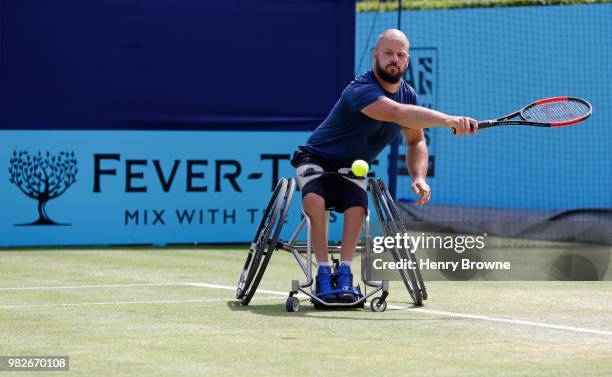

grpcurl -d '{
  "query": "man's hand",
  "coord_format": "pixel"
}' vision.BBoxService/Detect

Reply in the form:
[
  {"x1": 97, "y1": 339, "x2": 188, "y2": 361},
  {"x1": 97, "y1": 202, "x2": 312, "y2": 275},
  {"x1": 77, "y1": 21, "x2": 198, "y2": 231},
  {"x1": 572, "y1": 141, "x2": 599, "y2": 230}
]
[
  {"x1": 411, "y1": 178, "x2": 431, "y2": 205},
  {"x1": 447, "y1": 116, "x2": 478, "y2": 136}
]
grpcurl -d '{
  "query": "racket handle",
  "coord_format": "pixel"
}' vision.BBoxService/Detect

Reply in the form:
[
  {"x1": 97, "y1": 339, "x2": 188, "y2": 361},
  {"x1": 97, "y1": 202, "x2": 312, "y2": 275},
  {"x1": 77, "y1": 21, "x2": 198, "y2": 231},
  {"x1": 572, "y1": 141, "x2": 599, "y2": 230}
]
[{"x1": 451, "y1": 120, "x2": 492, "y2": 134}]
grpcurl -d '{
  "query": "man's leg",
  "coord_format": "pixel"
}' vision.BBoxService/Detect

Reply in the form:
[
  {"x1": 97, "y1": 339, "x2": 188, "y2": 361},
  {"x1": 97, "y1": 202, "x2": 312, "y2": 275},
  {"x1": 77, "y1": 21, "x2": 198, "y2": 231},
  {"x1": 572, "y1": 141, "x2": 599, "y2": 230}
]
[
  {"x1": 335, "y1": 206, "x2": 365, "y2": 303},
  {"x1": 340, "y1": 206, "x2": 366, "y2": 263},
  {"x1": 302, "y1": 193, "x2": 328, "y2": 263},
  {"x1": 302, "y1": 192, "x2": 335, "y2": 302},
  {"x1": 334, "y1": 168, "x2": 369, "y2": 303}
]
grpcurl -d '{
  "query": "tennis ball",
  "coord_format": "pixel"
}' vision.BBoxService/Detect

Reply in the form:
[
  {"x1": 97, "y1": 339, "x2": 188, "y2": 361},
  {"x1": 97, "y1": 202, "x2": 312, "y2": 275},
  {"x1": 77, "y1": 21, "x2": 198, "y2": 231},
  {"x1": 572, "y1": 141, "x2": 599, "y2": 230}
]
[{"x1": 351, "y1": 159, "x2": 369, "y2": 177}]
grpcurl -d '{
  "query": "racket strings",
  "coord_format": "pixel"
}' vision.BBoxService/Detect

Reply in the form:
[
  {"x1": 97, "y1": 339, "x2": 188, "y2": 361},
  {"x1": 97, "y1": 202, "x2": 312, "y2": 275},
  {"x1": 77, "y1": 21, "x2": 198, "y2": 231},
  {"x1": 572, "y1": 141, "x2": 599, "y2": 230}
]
[{"x1": 522, "y1": 100, "x2": 590, "y2": 123}]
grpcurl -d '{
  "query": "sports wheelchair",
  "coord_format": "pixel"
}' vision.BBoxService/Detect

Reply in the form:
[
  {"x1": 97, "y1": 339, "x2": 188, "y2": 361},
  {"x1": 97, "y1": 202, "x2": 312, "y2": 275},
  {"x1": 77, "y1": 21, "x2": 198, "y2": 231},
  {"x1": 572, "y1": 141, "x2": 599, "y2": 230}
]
[{"x1": 235, "y1": 172, "x2": 427, "y2": 312}]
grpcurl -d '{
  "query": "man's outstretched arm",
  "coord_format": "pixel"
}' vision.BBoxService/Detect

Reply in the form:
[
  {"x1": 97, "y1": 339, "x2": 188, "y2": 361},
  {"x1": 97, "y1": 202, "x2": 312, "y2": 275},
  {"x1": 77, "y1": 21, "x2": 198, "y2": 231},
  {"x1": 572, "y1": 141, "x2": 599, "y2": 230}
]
[
  {"x1": 403, "y1": 128, "x2": 431, "y2": 205},
  {"x1": 362, "y1": 97, "x2": 477, "y2": 136}
]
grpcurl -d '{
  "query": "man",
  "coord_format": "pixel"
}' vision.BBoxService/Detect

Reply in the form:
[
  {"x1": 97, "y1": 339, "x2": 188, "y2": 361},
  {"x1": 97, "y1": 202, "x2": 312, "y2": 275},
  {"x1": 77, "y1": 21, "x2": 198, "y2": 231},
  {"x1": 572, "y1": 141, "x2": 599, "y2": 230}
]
[{"x1": 290, "y1": 29, "x2": 477, "y2": 303}]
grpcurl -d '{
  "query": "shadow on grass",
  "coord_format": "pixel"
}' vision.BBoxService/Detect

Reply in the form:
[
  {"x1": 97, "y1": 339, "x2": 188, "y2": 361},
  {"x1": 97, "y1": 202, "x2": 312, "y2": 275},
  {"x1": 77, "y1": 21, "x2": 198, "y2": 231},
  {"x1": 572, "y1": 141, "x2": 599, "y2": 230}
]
[{"x1": 226, "y1": 300, "x2": 458, "y2": 322}]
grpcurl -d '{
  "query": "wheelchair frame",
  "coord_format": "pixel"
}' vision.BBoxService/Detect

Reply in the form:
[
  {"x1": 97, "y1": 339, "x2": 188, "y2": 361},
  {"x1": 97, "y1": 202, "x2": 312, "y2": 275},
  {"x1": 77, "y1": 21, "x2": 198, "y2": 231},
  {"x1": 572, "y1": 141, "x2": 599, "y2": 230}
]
[{"x1": 235, "y1": 175, "x2": 427, "y2": 312}]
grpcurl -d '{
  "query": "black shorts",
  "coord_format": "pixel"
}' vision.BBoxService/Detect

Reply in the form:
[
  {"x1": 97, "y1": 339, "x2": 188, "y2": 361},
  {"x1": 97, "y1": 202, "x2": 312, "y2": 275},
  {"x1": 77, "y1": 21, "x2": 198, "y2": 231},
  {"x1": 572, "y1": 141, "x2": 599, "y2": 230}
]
[{"x1": 290, "y1": 147, "x2": 368, "y2": 213}]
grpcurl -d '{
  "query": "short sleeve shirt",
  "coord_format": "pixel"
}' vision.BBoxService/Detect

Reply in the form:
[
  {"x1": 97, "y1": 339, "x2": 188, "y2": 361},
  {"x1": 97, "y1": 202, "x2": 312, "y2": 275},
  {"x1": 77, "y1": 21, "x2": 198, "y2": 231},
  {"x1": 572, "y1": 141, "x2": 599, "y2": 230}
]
[{"x1": 301, "y1": 70, "x2": 418, "y2": 167}]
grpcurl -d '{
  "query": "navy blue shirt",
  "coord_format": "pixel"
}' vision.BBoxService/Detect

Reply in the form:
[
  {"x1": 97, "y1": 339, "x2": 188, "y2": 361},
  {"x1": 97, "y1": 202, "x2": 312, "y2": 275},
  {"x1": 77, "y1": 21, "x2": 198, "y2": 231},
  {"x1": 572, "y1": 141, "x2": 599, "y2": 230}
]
[{"x1": 302, "y1": 70, "x2": 417, "y2": 167}]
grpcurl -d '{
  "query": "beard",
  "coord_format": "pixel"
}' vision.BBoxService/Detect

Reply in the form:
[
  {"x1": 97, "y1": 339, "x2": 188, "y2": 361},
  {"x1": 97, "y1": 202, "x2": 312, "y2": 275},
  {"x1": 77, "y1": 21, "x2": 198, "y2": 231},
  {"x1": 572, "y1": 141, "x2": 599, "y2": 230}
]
[{"x1": 375, "y1": 57, "x2": 404, "y2": 84}]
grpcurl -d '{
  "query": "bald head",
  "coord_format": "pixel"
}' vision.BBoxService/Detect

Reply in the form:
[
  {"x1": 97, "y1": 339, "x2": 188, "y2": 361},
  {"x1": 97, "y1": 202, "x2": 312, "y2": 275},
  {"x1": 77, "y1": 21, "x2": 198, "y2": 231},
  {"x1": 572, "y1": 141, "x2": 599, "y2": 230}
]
[
  {"x1": 375, "y1": 29, "x2": 409, "y2": 51},
  {"x1": 372, "y1": 29, "x2": 410, "y2": 84}
]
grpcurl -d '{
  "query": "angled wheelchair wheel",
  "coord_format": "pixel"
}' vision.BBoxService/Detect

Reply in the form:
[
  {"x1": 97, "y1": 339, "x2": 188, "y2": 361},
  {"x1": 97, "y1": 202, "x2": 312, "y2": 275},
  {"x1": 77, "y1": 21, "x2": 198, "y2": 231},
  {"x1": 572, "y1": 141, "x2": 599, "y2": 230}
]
[
  {"x1": 286, "y1": 296, "x2": 300, "y2": 312},
  {"x1": 369, "y1": 178, "x2": 423, "y2": 306},
  {"x1": 370, "y1": 297, "x2": 387, "y2": 312},
  {"x1": 379, "y1": 180, "x2": 427, "y2": 301},
  {"x1": 236, "y1": 178, "x2": 296, "y2": 305},
  {"x1": 236, "y1": 178, "x2": 286, "y2": 303}
]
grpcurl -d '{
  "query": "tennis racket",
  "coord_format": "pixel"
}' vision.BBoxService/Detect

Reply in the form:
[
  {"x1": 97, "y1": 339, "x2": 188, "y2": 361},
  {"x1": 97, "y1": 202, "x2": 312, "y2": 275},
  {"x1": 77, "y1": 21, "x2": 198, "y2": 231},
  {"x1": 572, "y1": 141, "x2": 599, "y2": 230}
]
[
  {"x1": 452, "y1": 97, "x2": 592, "y2": 133},
  {"x1": 479, "y1": 96, "x2": 592, "y2": 129}
]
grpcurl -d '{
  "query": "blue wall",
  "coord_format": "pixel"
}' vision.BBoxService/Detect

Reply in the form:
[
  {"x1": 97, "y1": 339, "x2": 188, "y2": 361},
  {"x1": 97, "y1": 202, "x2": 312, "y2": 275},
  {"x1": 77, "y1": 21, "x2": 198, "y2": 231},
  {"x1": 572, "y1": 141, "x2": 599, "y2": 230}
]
[
  {"x1": 1, "y1": 4, "x2": 611, "y2": 246},
  {"x1": 0, "y1": 0, "x2": 359, "y2": 246},
  {"x1": 0, "y1": 0, "x2": 355, "y2": 131},
  {"x1": 358, "y1": 4, "x2": 612, "y2": 210},
  {"x1": 1, "y1": 131, "x2": 387, "y2": 246}
]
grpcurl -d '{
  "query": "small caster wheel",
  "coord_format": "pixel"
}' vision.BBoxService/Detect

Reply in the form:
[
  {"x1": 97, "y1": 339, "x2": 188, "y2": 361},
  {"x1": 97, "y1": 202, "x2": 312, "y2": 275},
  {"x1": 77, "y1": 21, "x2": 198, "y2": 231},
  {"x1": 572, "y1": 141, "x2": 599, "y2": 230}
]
[
  {"x1": 370, "y1": 297, "x2": 387, "y2": 312},
  {"x1": 286, "y1": 296, "x2": 300, "y2": 312}
]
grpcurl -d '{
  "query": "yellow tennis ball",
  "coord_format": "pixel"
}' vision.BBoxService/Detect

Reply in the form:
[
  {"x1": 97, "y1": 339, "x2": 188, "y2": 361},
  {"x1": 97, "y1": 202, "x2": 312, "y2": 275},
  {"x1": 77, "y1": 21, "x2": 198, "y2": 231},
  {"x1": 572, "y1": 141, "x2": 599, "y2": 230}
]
[{"x1": 351, "y1": 160, "x2": 369, "y2": 177}]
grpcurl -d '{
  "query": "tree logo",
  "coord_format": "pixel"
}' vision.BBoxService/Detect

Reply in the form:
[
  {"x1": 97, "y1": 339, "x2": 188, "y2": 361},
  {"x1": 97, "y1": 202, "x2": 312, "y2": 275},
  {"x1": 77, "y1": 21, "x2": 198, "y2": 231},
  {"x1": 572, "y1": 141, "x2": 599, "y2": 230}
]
[{"x1": 9, "y1": 151, "x2": 78, "y2": 226}]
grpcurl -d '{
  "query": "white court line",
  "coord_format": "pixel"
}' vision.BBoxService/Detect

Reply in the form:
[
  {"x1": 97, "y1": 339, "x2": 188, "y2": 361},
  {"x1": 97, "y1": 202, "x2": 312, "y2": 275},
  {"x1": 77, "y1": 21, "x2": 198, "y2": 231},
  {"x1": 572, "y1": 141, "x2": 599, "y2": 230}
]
[
  {"x1": 390, "y1": 306, "x2": 612, "y2": 336},
  {"x1": 184, "y1": 282, "x2": 307, "y2": 298},
  {"x1": 3, "y1": 281, "x2": 611, "y2": 336},
  {"x1": 0, "y1": 296, "x2": 278, "y2": 309},
  {"x1": 188, "y1": 282, "x2": 612, "y2": 337},
  {"x1": 0, "y1": 283, "x2": 187, "y2": 291}
]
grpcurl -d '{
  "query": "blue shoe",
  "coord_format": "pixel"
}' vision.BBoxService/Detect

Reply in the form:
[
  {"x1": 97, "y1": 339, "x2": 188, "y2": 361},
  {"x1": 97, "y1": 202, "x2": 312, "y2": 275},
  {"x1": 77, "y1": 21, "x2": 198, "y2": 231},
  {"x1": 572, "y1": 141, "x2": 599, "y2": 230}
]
[
  {"x1": 315, "y1": 265, "x2": 337, "y2": 303},
  {"x1": 336, "y1": 264, "x2": 363, "y2": 303}
]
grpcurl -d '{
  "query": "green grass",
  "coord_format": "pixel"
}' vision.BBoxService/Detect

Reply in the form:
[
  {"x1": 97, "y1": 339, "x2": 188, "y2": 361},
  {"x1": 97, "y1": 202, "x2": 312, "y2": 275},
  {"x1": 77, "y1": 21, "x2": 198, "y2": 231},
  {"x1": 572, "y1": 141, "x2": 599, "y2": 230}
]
[
  {"x1": 1, "y1": 247, "x2": 611, "y2": 376},
  {"x1": 357, "y1": 0, "x2": 612, "y2": 11}
]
